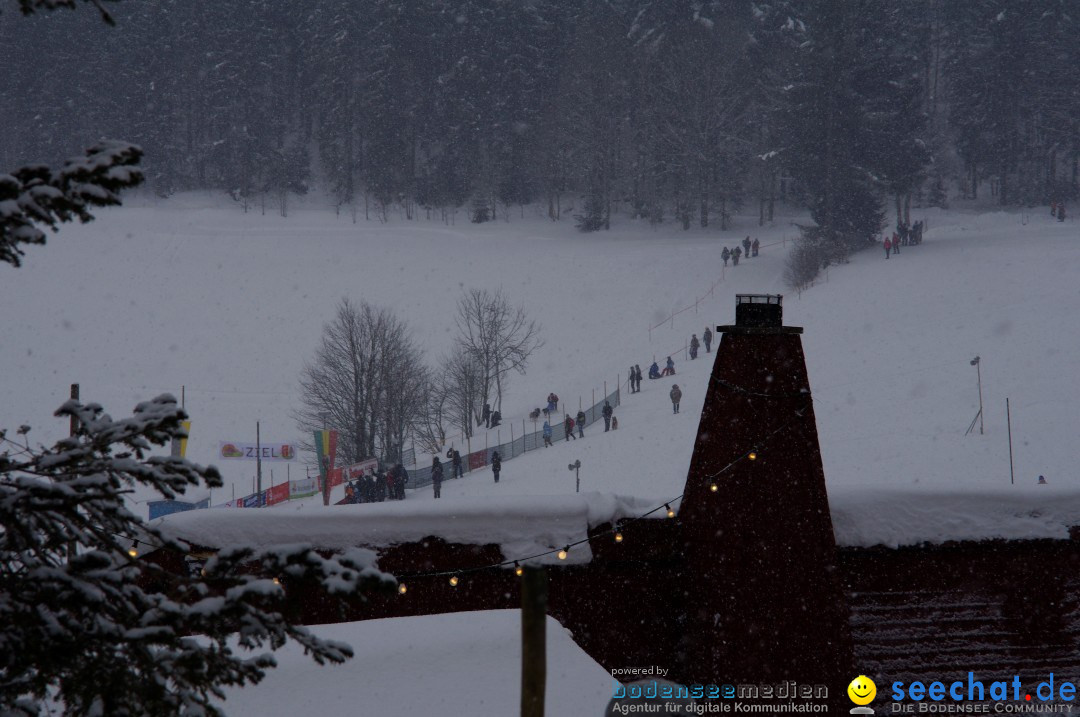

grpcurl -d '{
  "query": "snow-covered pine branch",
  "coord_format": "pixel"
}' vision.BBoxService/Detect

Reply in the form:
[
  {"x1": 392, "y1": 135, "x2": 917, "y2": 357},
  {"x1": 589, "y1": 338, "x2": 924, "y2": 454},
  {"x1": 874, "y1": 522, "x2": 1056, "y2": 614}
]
[
  {"x1": 0, "y1": 394, "x2": 395, "y2": 716},
  {"x1": 0, "y1": 141, "x2": 143, "y2": 268}
]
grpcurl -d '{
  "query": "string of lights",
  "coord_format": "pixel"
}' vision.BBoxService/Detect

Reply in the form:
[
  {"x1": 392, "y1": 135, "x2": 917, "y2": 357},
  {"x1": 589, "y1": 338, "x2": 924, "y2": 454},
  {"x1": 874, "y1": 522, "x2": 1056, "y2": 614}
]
[
  {"x1": 393, "y1": 400, "x2": 814, "y2": 593},
  {"x1": 121, "y1": 387, "x2": 815, "y2": 596}
]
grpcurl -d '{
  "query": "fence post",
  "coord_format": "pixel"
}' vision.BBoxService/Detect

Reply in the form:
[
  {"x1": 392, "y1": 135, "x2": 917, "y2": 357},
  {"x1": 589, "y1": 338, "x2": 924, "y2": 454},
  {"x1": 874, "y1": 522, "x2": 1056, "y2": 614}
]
[
  {"x1": 523, "y1": 419, "x2": 527, "y2": 452},
  {"x1": 603, "y1": 381, "x2": 606, "y2": 399}
]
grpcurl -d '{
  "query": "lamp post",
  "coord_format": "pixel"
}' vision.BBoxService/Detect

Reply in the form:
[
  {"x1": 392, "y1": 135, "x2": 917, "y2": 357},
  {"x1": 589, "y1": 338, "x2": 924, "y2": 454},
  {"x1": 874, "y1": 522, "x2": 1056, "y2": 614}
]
[
  {"x1": 568, "y1": 459, "x2": 581, "y2": 493},
  {"x1": 971, "y1": 356, "x2": 983, "y2": 435}
]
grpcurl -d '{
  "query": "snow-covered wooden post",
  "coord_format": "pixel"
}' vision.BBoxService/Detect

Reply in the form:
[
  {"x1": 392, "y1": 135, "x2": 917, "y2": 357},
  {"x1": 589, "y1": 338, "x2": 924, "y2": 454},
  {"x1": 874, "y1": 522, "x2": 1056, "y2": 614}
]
[
  {"x1": 521, "y1": 566, "x2": 547, "y2": 717},
  {"x1": 69, "y1": 383, "x2": 79, "y2": 437}
]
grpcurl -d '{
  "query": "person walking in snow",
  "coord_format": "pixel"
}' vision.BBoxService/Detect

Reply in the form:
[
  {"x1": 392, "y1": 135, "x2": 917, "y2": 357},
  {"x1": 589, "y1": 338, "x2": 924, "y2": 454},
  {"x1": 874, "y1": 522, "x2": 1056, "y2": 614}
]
[
  {"x1": 431, "y1": 456, "x2": 444, "y2": 499},
  {"x1": 447, "y1": 447, "x2": 463, "y2": 479},
  {"x1": 602, "y1": 400, "x2": 613, "y2": 431},
  {"x1": 383, "y1": 468, "x2": 396, "y2": 500},
  {"x1": 732, "y1": 246, "x2": 741, "y2": 266},
  {"x1": 374, "y1": 468, "x2": 387, "y2": 502},
  {"x1": 883, "y1": 236, "x2": 891, "y2": 259},
  {"x1": 542, "y1": 420, "x2": 553, "y2": 447},
  {"x1": 611, "y1": 415, "x2": 619, "y2": 430},
  {"x1": 576, "y1": 409, "x2": 587, "y2": 439},
  {"x1": 689, "y1": 334, "x2": 700, "y2": 360},
  {"x1": 395, "y1": 463, "x2": 409, "y2": 500},
  {"x1": 628, "y1": 366, "x2": 637, "y2": 394},
  {"x1": 752, "y1": 238, "x2": 760, "y2": 257},
  {"x1": 635, "y1": 365, "x2": 643, "y2": 391},
  {"x1": 491, "y1": 450, "x2": 502, "y2": 483},
  {"x1": 670, "y1": 384, "x2": 682, "y2": 414},
  {"x1": 703, "y1": 327, "x2": 712, "y2": 353},
  {"x1": 722, "y1": 246, "x2": 730, "y2": 267},
  {"x1": 742, "y1": 236, "x2": 752, "y2": 258},
  {"x1": 481, "y1": 402, "x2": 491, "y2": 428},
  {"x1": 564, "y1": 414, "x2": 576, "y2": 440}
]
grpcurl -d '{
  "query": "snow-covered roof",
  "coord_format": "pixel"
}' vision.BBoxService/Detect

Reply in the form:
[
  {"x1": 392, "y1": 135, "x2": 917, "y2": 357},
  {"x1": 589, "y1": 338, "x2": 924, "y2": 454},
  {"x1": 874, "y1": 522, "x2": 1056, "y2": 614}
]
[
  {"x1": 156, "y1": 492, "x2": 665, "y2": 565},
  {"x1": 830, "y1": 487, "x2": 1080, "y2": 548},
  {"x1": 159, "y1": 486, "x2": 1080, "y2": 555}
]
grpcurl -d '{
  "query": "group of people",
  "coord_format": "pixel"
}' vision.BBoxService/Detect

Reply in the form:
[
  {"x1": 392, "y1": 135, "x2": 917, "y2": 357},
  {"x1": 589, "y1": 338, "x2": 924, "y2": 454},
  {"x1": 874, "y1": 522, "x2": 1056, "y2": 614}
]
[
  {"x1": 541, "y1": 398, "x2": 618, "y2": 448},
  {"x1": 344, "y1": 463, "x2": 409, "y2": 503},
  {"x1": 647, "y1": 356, "x2": 676, "y2": 380},
  {"x1": 1050, "y1": 201, "x2": 1067, "y2": 222},
  {"x1": 722, "y1": 236, "x2": 761, "y2": 267},
  {"x1": 688, "y1": 327, "x2": 712, "y2": 360},
  {"x1": 882, "y1": 220, "x2": 925, "y2": 259},
  {"x1": 480, "y1": 403, "x2": 502, "y2": 428},
  {"x1": 429, "y1": 448, "x2": 502, "y2": 498}
]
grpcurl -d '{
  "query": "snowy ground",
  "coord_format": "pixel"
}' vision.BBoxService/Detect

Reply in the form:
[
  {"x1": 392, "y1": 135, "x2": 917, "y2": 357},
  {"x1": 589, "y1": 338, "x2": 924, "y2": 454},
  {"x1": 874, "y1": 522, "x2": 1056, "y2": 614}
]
[
  {"x1": 211, "y1": 610, "x2": 615, "y2": 717},
  {"x1": 5, "y1": 194, "x2": 1076, "y2": 517}
]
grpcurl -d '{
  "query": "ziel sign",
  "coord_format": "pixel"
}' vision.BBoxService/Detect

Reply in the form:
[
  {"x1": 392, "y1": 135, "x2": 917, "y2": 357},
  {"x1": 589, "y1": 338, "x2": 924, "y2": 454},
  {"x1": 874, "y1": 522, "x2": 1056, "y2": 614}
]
[{"x1": 218, "y1": 442, "x2": 296, "y2": 461}]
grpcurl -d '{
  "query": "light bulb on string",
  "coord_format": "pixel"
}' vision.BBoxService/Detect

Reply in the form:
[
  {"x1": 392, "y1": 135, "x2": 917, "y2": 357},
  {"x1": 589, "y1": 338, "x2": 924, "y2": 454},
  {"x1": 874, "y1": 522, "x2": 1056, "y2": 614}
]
[
  {"x1": 710, "y1": 483, "x2": 718, "y2": 492},
  {"x1": 272, "y1": 577, "x2": 281, "y2": 586},
  {"x1": 748, "y1": 450, "x2": 758, "y2": 461},
  {"x1": 449, "y1": 576, "x2": 459, "y2": 587},
  {"x1": 398, "y1": 583, "x2": 408, "y2": 595},
  {"x1": 557, "y1": 547, "x2": 568, "y2": 560},
  {"x1": 665, "y1": 504, "x2": 675, "y2": 518},
  {"x1": 127, "y1": 547, "x2": 138, "y2": 558},
  {"x1": 514, "y1": 562, "x2": 523, "y2": 576},
  {"x1": 614, "y1": 532, "x2": 623, "y2": 543}
]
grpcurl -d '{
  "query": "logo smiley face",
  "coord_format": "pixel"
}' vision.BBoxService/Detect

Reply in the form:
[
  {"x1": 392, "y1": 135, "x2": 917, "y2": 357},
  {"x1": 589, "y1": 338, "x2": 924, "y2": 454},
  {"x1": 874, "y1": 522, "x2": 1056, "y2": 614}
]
[{"x1": 848, "y1": 675, "x2": 877, "y2": 705}]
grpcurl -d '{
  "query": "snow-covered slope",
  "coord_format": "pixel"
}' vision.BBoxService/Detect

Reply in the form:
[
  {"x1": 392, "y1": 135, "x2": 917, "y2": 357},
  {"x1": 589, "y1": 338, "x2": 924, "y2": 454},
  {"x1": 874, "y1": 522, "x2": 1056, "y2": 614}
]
[{"x1": 5, "y1": 195, "x2": 1080, "y2": 545}]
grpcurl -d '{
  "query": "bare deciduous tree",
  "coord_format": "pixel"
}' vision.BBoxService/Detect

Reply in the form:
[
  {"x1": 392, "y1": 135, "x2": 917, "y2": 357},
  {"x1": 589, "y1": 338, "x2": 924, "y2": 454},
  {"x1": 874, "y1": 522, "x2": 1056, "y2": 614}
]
[
  {"x1": 416, "y1": 377, "x2": 450, "y2": 454},
  {"x1": 295, "y1": 298, "x2": 425, "y2": 467},
  {"x1": 454, "y1": 288, "x2": 543, "y2": 416},
  {"x1": 441, "y1": 345, "x2": 484, "y2": 443}
]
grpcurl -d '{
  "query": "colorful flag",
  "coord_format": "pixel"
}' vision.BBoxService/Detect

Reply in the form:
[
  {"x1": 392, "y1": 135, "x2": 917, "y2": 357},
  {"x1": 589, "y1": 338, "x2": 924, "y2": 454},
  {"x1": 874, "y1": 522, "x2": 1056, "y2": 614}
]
[
  {"x1": 171, "y1": 421, "x2": 191, "y2": 458},
  {"x1": 313, "y1": 429, "x2": 338, "y2": 479}
]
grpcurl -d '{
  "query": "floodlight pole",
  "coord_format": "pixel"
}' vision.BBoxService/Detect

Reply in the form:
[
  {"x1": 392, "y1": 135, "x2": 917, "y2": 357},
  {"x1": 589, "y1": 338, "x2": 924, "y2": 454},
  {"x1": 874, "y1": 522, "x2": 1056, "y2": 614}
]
[{"x1": 974, "y1": 356, "x2": 984, "y2": 435}]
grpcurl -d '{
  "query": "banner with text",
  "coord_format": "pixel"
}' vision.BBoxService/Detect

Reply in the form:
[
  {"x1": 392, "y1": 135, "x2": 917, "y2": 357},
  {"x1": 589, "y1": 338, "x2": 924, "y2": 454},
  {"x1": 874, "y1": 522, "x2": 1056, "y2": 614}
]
[
  {"x1": 263, "y1": 482, "x2": 290, "y2": 506},
  {"x1": 345, "y1": 458, "x2": 379, "y2": 481},
  {"x1": 289, "y1": 477, "x2": 319, "y2": 499},
  {"x1": 218, "y1": 442, "x2": 296, "y2": 461}
]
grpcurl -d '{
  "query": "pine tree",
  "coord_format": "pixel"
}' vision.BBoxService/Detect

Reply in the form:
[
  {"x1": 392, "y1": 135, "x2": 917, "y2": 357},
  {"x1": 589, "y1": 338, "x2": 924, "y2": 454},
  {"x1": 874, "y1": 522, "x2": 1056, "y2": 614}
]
[{"x1": 0, "y1": 396, "x2": 392, "y2": 715}]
